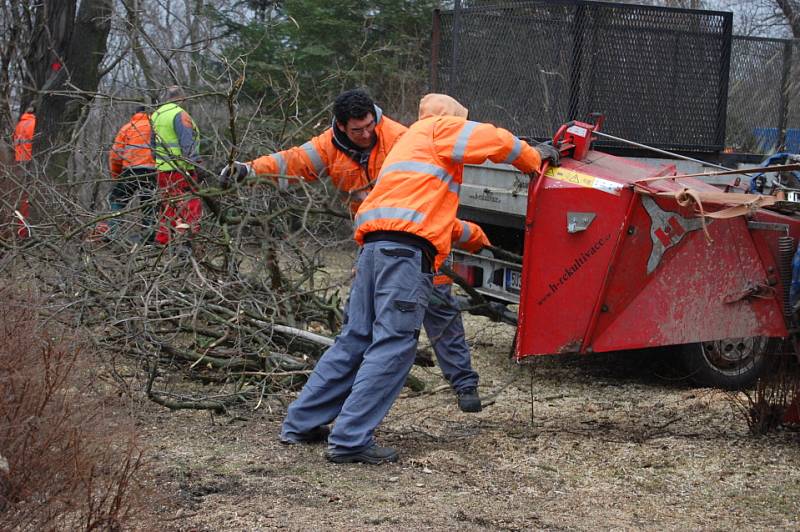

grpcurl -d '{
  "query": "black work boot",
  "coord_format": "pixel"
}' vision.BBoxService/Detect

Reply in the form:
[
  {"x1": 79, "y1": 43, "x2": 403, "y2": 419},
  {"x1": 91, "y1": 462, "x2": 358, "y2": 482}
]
[
  {"x1": 280, "y1": 425, "x2": 330, "y2": 445},
  {"x1": 457, "y1": 387, "x2": 482, "y2": 413},
  {"x1": 325, "y1": 444, "x2": 399, "y2": 465}
]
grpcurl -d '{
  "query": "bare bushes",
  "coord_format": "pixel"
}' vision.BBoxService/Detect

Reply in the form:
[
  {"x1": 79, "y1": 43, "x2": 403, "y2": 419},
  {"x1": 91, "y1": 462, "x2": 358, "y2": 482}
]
[
  {"x1": 726, "y1": 344, "x2": 800, "y2": 434},
  {"x1": 0, "y1": 287, "x2": 145, "y2": 530},
  {"x1": 747, "y1": 352, "x2": 800, "y2": 434}
]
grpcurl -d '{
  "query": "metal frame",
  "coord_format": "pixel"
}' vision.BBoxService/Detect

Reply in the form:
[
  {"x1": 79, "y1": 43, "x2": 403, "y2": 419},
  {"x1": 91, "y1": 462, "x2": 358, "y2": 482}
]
[{"x1": 431, "y1": 1, "x2": 737, "y2": 153}]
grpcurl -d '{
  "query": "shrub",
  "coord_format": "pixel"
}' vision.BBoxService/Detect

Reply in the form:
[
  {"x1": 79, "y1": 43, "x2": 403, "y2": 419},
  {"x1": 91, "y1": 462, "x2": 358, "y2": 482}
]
[{"x1": 0, "y1": 287, "x2": 145, "y2": 530}]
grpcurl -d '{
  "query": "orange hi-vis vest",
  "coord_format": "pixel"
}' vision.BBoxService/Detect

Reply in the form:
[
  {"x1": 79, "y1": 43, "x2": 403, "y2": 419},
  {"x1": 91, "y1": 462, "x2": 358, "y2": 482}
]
[
  {"x1": 109, "y1": 112, "x2": 155, "y2": 178},
  {"x1": 434, "y1": 219, "x2": 491, "y2": 285},
  {"x1": 13, "y1": 112, "x2": 35, "y2": 162},
  {"x1": 248, "y1": 106, "x2": 407, "y2": 214},
  {"x1": 354, "y1": 95, "x2": 541, "y2": 270}
]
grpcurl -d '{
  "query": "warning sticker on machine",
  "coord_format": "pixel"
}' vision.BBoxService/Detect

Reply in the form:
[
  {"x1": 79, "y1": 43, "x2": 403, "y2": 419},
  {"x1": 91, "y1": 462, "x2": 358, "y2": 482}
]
[
  {"x1": 544, "y1": 167, "x2": 624, "y2": 196},
  {"x1": 566, "y1": 125, "x2": 588, "y2": 138}
]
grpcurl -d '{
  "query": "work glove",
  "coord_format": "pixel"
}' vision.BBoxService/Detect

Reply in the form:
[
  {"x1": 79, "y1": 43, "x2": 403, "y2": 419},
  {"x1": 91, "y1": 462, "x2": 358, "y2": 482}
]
[
  {"x1": 534, "y1": 142, "x2": 560, "y2": 166},
  {"x1": 219, "y1": 161, "x2": 253, "y2": 189}
]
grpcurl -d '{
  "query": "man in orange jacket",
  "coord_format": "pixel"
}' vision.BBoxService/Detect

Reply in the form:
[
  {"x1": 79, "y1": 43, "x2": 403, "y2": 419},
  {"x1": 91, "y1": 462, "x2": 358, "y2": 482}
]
[
  {"x1": 221, "y1": 89, "x2": 406, "y2": 214},
  {"x1": 226, "y1": 90, "x2": 493, "y2": 412},
  {"x1": 102, "y1": 105, "x2": 157, "y2": 240},
  {"x1": 281, "y1": 93, "x2": 559, "y2": 464},
  {"x1": 12, "y1": 106, "x2": 35, "y2": 238}
]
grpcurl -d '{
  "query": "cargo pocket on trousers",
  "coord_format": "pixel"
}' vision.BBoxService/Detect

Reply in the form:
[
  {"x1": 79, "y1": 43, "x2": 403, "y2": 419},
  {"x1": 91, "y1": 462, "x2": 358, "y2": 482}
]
[{"x1": 393, "y1": 299, "x2": 420, "y2": 333}]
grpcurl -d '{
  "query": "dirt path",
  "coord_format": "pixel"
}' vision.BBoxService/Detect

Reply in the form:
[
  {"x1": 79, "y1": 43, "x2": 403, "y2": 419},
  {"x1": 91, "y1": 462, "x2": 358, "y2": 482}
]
[{"x1": 135, "y1": 317, "x2": 800, "y2": 531}]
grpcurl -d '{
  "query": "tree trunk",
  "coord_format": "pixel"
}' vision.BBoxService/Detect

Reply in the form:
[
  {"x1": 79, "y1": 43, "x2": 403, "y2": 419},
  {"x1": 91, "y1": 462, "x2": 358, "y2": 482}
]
[
  {"x1": 0, "y1": 2, "x2": 32, "y2": 136},
  {"x1": 122, "y1": 0, "x2": 158, "y2": 92},
  {"x1": 23, "y1": 2, "x2": 76, "y2": 109},
  {"x1": 776, "y1": 0, "x2": 800, "y2": 38},
  {"x1": 32, "y1": 0, "x2": 112, "y2": 181}
]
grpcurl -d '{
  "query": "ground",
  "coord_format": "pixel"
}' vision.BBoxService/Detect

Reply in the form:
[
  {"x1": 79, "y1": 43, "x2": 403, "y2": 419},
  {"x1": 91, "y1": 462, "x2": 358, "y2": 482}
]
[{"x1": 131, "y1": 313, "x2": 800, "y2": 531}]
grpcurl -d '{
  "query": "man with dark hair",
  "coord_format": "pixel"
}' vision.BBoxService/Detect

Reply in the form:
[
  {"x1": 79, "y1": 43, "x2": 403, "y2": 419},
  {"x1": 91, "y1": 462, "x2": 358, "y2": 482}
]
[
  {"x1": 331, "y1": 89, "x2": 379, "y2": 151},
  {"x1": 222, "y1": 88, "x2": 405, "y2": 214},
  {"x1": 97, "y1": 105, "x2": 157, "y2": 240}
]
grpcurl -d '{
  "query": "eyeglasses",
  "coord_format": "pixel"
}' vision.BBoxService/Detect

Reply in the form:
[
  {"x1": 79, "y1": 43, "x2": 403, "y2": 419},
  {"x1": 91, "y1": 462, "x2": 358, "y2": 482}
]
[{"x1": 347, "y1": 119, "x2": 375, "y2": 136}]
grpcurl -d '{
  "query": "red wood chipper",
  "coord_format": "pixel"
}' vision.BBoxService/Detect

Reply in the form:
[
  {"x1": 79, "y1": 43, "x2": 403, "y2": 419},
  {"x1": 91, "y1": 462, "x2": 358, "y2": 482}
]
[{"x1": 457, "y1": 118, "x2": 800, "y2": 424}]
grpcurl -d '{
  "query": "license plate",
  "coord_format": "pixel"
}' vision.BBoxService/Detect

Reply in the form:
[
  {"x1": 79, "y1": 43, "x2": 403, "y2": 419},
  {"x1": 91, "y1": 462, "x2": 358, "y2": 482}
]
[{"x1": 505, "y1": 269, "x2": 522, "y2": 292}]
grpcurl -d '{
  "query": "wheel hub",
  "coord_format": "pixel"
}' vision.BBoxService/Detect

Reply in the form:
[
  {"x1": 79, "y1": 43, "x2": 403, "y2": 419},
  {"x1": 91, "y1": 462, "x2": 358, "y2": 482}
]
[{"x1": 702, "y1": 337, "x2": 763, "y2": 373}]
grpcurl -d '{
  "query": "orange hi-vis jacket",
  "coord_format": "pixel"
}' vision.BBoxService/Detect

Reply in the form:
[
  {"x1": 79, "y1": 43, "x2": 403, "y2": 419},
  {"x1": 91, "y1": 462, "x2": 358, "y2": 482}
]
[
  {"x1": 434, "y1": 219, "x2": 491, "y2": 285},
  {"x1": 354, "y1": 93, "x2": 541, "y2": 270},
  {"x1": 248, "y1": 106, "x2": 407, "y2": 213},
  {"x1": 109, "y1": 112, "x2": 155, "y2": 178},
  {"x1": 13, "y1": 112, "x2": 35, "y2": 162}
]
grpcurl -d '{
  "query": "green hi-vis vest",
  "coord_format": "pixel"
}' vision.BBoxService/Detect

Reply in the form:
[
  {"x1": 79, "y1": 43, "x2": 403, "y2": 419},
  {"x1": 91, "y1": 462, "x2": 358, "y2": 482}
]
[{"x1": 151, "y1": 102, "x2": 194, "y2": 171}]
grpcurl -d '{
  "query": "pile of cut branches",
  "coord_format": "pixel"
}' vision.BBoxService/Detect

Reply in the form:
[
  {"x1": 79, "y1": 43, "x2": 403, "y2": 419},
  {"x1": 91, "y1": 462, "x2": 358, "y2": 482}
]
[{"x1": 1, "y1": 167, "x2": 357, "y2": 412}]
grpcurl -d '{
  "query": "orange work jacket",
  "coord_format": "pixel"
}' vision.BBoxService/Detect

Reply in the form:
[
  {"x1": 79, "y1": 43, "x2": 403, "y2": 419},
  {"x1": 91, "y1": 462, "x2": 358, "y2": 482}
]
[
  {"x1": 13, "y1": 112, "x2": 35, "y2": 162},
  {"x1": 354, "y1": 94, "x2": 541, "y2": 270},
  {"x1": 434, "y1": 219, "x2": 491, "y2": 285},
  {"x1": 109, "y1": 112, "x2": 155, "y2": 178},
  {"x1": 248, "y1": 106, "x2": 407, "y2": 213}
]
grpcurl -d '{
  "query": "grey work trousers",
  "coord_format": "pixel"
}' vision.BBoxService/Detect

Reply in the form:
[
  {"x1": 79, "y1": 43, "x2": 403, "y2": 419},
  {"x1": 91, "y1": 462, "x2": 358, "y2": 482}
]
[{"x1": 281, "y1": 240, "x2": 433, "y2": 455}]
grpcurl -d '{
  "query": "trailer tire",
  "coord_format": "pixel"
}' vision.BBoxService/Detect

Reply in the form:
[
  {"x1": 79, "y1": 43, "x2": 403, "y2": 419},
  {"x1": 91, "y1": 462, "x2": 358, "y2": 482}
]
[{"x1": 679, "y1": 337, "x2": 769, "y2": 390}]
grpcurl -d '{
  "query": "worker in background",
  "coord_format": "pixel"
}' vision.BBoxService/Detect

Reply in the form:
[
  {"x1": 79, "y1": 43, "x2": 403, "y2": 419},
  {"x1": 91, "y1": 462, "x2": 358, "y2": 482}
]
[
  {"x1": 223, "y1": 89, "x2": 489, "y2": 412},
  {"x1": 13, "y1": 106, "x2": 35, "y2": 163},
  {"x1": 280, "y1": 93, "x2": 560, "y2": 464},
  {"x1": 98, "y1": 105, "x2": 156, "y2": 241},
  {"x1": 150, "y1": 86, "x2": 202, "y2": 246},
  {"x1": 12, "y1": 106, "x2": 35, "y2": 239}
]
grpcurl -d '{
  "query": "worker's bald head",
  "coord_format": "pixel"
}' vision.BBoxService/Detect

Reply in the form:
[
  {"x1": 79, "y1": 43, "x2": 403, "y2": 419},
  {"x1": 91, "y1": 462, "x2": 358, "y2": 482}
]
[
  {"x1": 25, "y1": 105, "x2": 34, "y2": 114},
  {"x1": 164, "y1": 85, "x2": 186, "y2": 103}
]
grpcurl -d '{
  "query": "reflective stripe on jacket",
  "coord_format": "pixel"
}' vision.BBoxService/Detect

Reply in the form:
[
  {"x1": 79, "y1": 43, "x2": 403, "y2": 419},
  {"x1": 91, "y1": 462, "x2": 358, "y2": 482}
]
[
  {"x1": 248, "y1": 106, "x2": 407, "y2": 214},
  {"x1": 109, "y1": 112, "x2": 155, "y2": 178},
  {"x1": 354, "y1": 114, "x2": 540, "y2": 270},
  {"x1": 13, "y1": 113, "x2": 35, "y2": 162},
  {"x1": 433, "y1": 219, "x2": 491, "y2": 285},
  {"x1": 151, "y1": 103, "x2": 198, "y2": 171}
]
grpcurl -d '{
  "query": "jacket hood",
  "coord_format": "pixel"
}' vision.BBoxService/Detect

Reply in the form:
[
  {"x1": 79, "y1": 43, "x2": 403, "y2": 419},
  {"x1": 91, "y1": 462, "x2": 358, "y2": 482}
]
[
  {"x1": 418, "y1": 94, "x2": 468, "y2": 120},
  {"x1": 20, "y1": 112, "x2": 35, "y2": 121}
]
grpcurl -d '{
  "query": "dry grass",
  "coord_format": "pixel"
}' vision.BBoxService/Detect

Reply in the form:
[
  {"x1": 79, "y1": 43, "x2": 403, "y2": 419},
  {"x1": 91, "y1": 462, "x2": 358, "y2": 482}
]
[{"x1": 126, "y1": 313, "x2": 800, "y2": 531}]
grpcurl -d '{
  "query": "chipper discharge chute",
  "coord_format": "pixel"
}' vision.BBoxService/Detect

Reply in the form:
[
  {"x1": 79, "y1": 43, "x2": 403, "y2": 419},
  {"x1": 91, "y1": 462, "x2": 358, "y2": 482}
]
[{"x1": 515, "y1": 121, "x2": 800, "y2": 391}]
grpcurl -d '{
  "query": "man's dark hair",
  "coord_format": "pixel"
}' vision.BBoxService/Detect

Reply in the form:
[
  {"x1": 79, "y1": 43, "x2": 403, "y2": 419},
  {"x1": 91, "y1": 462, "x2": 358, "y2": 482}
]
[
  {"x1": 333, "y1": 89, "x2": 375, "y2": 125},
  {"x1": 134, "y1": 105, "x2": 146, "y2": 114}
]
